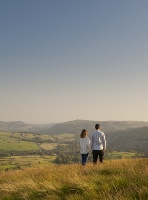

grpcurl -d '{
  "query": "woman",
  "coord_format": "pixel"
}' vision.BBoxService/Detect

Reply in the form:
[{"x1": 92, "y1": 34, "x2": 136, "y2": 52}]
[{"x1": 79, "y1": 129, "x2": 91, "y2": 166}]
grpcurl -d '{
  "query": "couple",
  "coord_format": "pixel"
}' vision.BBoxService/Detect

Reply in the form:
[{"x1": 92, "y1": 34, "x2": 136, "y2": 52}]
[{"x1": 80, "y1": 124, "x2": 106, "y2": 166}]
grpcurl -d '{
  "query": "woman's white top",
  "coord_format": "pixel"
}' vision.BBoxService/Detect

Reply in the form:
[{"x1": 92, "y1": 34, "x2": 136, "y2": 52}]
[{"x1": 79, "y1": 137, "x2": 91, "y2": 154}]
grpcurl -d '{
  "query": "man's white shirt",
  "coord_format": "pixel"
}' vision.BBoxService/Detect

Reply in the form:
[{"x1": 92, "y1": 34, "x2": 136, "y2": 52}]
[{"x1": 90, "y1": 130, "x2": 106, "y2": 150}]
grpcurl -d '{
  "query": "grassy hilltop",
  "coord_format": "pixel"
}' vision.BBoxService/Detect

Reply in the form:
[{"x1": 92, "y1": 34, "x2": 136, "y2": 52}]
[{"x1": 0, "y1": 158, "x2": 147, "y2": 200}]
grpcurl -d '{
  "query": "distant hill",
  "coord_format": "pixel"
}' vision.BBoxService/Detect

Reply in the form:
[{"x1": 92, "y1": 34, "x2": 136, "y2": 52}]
[
  {"x1": 39, "y1": 119, "x2": 148, "y2": 135},
  {"x1": 0, "y1": 121, "x2": 55, "y2": 133},
  {"x1": 1, "y1": 120, "x2": 148, "y2": 135}
]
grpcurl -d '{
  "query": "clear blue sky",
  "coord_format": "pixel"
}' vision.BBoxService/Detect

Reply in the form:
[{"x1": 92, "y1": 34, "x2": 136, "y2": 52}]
[{"x1": 0, "y1": 0, "x2": 148, "y2": 123}]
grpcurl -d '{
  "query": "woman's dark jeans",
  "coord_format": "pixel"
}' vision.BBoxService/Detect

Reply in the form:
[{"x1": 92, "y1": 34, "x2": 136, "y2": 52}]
[{"x1": 81, "y1": 153, "x2": 89, "y2": 165}]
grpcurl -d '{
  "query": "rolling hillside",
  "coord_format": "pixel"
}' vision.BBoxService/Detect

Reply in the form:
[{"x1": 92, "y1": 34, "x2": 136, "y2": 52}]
[
  {"x1": 0, "y1": 120, "x2": 148, "y2": 153},
  {"x1": 0, "y1": 121, "x2": 55, "y2": 133},
  {"x1": 40, "y1": 119, "x2": 148, "y2": 135},
  {"x1": 1, "y1": 120, "x2": 148, "y2": 135},
  {"x1": 107, "y1": 126, "x2": 148, "y2": 153}
]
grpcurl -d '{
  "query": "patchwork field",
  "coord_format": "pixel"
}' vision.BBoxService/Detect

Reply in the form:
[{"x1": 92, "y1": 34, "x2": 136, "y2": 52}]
[
  {"x1": 0, "y1": 156, "x2": 56, "y2": 171},
  {"x1": 0, "y1": 131, "x2": 140, "y2": 172},
  {"x1": 0, "y1": 131, "x2": 76, "y2": 152},
  {"x1": 105, "y1": 151, "x2": 136, "y2": 159},
  {"x1": 52, "y1": 133, "x2": 75, "y2": 140},
  {"x1": 0, "y1": 151, "x2": 137, "y2": 171},
  {"x1": 39, "y1": 143, "x2": 58, "y2": 150}
]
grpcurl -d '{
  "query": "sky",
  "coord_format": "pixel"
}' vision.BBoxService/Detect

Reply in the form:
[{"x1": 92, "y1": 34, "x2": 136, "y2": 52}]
[{"x1": 0, "y1": 0, "x2": 148, "y2": 124}]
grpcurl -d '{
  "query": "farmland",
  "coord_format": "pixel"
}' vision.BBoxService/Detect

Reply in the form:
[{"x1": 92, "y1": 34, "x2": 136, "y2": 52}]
[
  {"x1": 0, "y1": 156, "x2": 56, "y2": 171},
  {"x1": 0, "y1": 132, "x2": 40, "y2": 151},
  {"x1": 0, "y1": 129, "x2": 145, "y2": 171},
  {"x1": 0, "y1": 151, "x2": 137, "y2": 171}
]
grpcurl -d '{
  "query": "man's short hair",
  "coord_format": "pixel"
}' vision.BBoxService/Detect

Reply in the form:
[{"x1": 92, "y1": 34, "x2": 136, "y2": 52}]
[{"x1": 95, "y1": 124, "x2": 100, "y2": 130}]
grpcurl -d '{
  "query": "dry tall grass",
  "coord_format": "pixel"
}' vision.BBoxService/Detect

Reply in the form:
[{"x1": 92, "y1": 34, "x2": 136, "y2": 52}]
[{"x1": 0, "y1": 158, "x2": 147, "y2": 200}]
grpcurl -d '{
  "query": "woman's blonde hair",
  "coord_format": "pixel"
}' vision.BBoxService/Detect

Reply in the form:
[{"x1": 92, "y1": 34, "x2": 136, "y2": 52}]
[{"x1": 80, "y1": 129, "x2": 88, "y2": 138}]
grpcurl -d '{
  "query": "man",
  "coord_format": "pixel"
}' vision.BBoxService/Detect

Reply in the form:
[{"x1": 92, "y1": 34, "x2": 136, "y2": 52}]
[{"x1": 90, "y1": 124, "x2": 106, "y2": 164}]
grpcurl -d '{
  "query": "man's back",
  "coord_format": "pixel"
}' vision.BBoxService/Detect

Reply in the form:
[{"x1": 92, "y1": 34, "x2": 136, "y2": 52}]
[{"x1": 91, "y1": 130, "x2": 106, "y2": 150}]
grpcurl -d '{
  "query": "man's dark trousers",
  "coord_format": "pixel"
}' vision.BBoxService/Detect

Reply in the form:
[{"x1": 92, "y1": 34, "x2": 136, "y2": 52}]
[{"x1": 93, "y1": 150, "x2": 104, "y2": 163}]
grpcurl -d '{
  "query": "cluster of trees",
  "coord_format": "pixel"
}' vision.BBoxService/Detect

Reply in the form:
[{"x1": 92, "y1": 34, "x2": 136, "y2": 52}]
[
  {"x1": 0, "y1": 149, "x2": 55, "y2": 157},
  {"x1": 52, "y1": 142, "x2": 80, "y2": 164},
  {"x1": 54, "y1": 154, "x2": 80, "y2": 164}
]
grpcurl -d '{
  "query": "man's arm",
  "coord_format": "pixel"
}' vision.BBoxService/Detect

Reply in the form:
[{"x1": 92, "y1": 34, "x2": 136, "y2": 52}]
[
  {"x1": 102, "y1": 133, "x2": 106, "y2": 150},
  {"x1": 90, "y1": 134, "x2": 93, "y2": 149}
]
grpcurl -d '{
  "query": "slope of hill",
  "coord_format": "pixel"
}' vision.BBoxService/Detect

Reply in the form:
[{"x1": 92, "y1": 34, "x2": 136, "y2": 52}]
[
  {"x1": 0, "y1": 121, "x2": 55, "y2": 133},
  {"x1": 0, "y1": 158, "x2": 147, "y2": 200},
  {"x1": 1, "y1": 120, "x2": 148, "y2": 135},
  {"x1": 40, "y1": 119, "x2": 148, "y2": 135},
  {"x1": 107, "y1": 126, "x2": 148, "y2": 153}
]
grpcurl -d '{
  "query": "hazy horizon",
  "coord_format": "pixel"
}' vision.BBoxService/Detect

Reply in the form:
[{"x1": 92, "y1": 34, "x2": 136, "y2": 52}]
[
  {"x1": 1, "y1": 1, "x2": 148, "y2": 124},
  {"x1": 1, "y1": 119, "x2": 148, "y2": 125}
]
